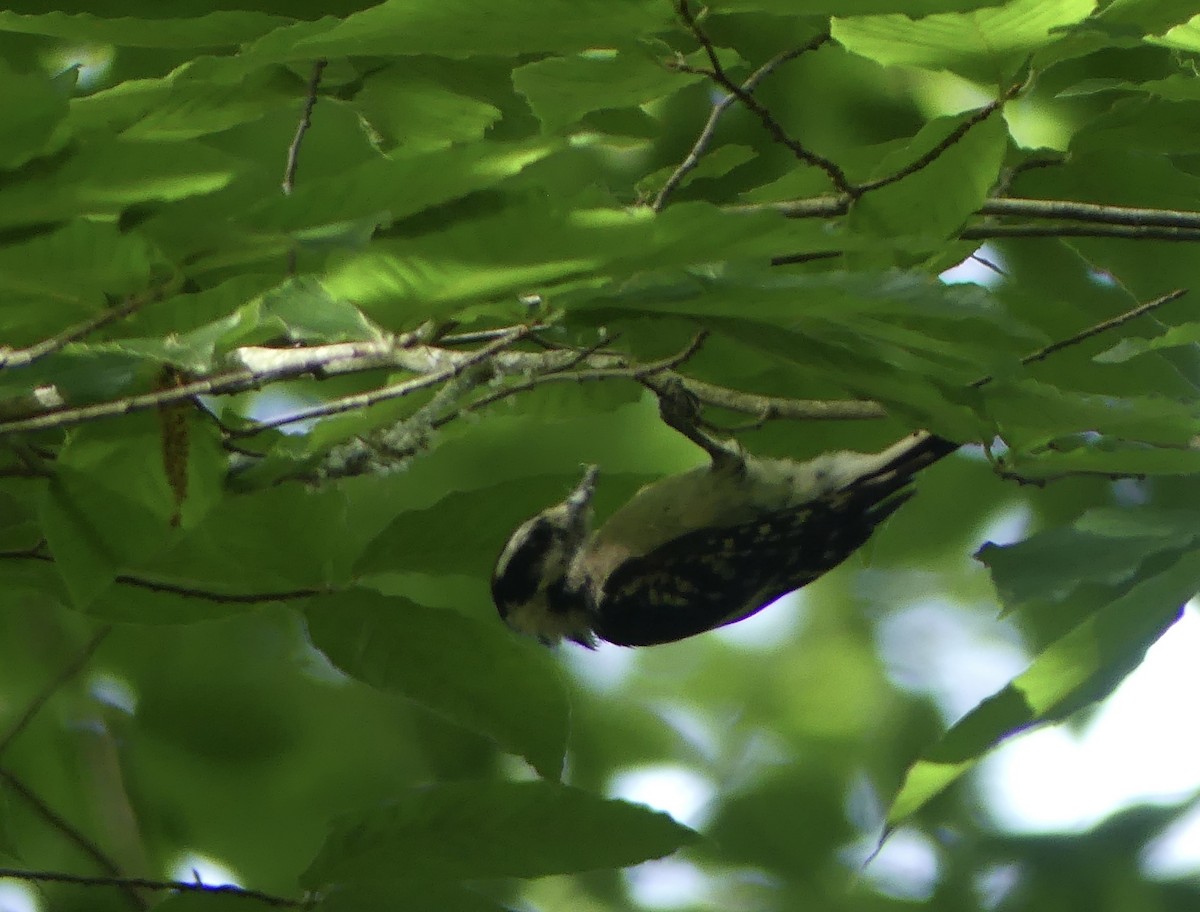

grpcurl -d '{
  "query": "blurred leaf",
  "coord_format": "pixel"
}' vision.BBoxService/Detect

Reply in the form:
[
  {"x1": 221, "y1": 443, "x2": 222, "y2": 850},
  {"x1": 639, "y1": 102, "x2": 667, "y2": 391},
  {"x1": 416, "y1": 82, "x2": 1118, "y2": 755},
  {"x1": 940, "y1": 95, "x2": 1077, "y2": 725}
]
[
  {"x1": 513, "y1": 48, "x2": 700, "y2": 133},
  {"x1": 887, "y1": 530, "x2": 1200, "y2": 828},
  {"x1": 319, "y1": 881, "x2": 509, "y2": 912},
  {"x1": 1094, "y1": 321, "x2": 1200, "y2": 362},
  {"x1": 0, "y1": 61, "x2": 68, "y2": 169},
  {"x1": 832, "y1": 0, "x2": 1097, "y2": 82},
  {"x1": 849, "y1": 110, "x2": 1008, "y2": 243},
  {"x1": 300, "y1": 780, "x2": 697, "y2": 885},
  {"x1": 305, "y1": 590, "x2": 570, "y2": 778},
  {"x1": 0, "y1": 9, "x2": 287, "y2": 46}
]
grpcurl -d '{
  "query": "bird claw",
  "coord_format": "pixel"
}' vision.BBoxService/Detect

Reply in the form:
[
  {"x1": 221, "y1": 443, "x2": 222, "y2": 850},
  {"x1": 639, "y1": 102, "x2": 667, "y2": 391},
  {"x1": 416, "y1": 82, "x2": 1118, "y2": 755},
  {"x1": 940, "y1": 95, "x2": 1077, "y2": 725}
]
[{"x1": 650, "y1": 377, "x2": 743, "y2": 469}]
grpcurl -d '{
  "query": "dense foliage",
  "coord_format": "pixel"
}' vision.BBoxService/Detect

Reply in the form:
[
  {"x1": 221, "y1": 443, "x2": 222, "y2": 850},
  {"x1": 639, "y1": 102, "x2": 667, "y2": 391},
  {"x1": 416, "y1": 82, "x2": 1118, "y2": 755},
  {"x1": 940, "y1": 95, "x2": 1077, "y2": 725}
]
[{"x1": 1, "y1": 1, "x2": 1200, "y2": 910}]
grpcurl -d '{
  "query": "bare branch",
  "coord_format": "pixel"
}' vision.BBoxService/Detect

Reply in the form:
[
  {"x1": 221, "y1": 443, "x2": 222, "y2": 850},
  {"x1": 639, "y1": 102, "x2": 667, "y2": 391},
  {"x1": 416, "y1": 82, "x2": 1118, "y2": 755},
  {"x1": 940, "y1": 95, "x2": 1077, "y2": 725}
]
[
  {"x1": 281, "y1": 59, "x2": 328, "y2": 196},
  {"x1": 0, "y1": 547, "x2": 325, "y2": 602},
  {"x1": 0, "y1": 286, "x2": 171, "y2": 371},
  {"x1": 681, "y1": 377, "x2": 888, "y2": 420},
  {"x1": 1011, "y1": 288, "x2": 1188, "y2": 373},
  {"x1": 769, "y1": 250, "x2": 842, "y2": 266},
  {"x1": 0, "y1": 867, "x2": 303, "y2": 908},
  {"x1": 856, "y1": 80, "x2": 1025, "y2": 194},
  {"x1": 673, "y1": 2, "x2": 852, "y2": 195},
  {"x1": 114, "y1": 575, "x2": 322, "y2": 603},
  {"x1": 232, "y1": 326, "x2": 533, "y2": 435},
  {"x1": 653, "y1": 35, "x2": 828, "y2": 212},
  {"x1": 961, "y1": 223, "x2": 1200, "y2": 242},
  {"x1": 748, "y1": 195, "x2": 1200, "y2": 232},
  {"x1": 0, "y1": 769, "x2": 147, "y2": 910},
  {"x1": 980, "y1": 197, "x2": 1200, "y2": 229},
  {"x1": 760, "y1": 196, "x2": 850, "y2": 219},
  {"x1": 0, "y1": 627, "x2": 111, "y2": 758}
]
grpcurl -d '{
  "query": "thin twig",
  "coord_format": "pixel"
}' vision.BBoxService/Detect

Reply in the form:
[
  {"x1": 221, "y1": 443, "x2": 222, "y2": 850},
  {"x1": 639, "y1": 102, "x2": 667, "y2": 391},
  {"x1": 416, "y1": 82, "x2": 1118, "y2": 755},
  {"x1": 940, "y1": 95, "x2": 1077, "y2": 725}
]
[
  {"x1": 681, "y1": 376, "x2": 888, "y2": 420},
  {"x1": 772, "y1": 222, "x2": 1200, "y2": 267},
  {"x1": 1011, "y1": 288, "x2": 1188, "y2": 374},
  {"x1": 856, "y1": 80, "x2": 1025, "y2": 194},
  {"x1": 0, "y1": 333, "x2": 433, "y2": 438},
  {"x1": 976, "y1": 197, "x2": 1200, "y2": 228},
  {"x1": 0, "y1": 547, "x2": 325, "y2": 603},
  {"x1": 751, "y1": 195, "x2": 1200, "y2": 231},
  {"x1": 114, "y1": 576, "x2": 322, "y2": 603},
  {"x1": 969, "y1": 252, "x2": 1007, "y2": 277},
  {"x1": 0, "y1": 868, "x2": 303, "y2": 908},
  {"x1": 425, "y1": 332, "x2": 712, "y2": 439},
  {"x1": 962, "y1": 223, "x2": 1200, "y2": 242},
  {"x1": 231, "y1": 327, "x2": 532, "y2": 436},
  {"x1": 0, "y1": 286, "x2": 170, "y2": 371},
  {"x1": 281, "y1": 59, "x2": 327, "y2": 196},
  {"x1": 766, "y1": 196, "x2": 851, "y2": 219},
  {"x1": 653, "y1": 34, "x2": 828, "y2": 212},
  {"x1": 0, "y1": 769, "x2": 146, "y2": 910},
  {"x1": 0, "y1": 627, "x2": 112, "y2": 757},
  {"x1": 673, "y1": 2, "x2": 853, "y2": 195},
  {"x1": 961, "y1": 288, "x2": 1187, "y2": 393},
  {"x1": 770, "y1": 250, "x2": 842, "y2": 266},
  {"x1": 440, "y1": 324, "x2": 549, "y2": 345}
]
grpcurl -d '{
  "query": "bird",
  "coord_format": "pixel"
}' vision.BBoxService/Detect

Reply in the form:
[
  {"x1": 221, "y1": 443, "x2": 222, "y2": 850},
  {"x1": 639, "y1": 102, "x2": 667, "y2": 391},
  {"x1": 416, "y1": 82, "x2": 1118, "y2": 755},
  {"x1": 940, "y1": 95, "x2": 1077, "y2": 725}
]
[{"x1": 491, "y1": 382, "x2": 958, "y2": 647}]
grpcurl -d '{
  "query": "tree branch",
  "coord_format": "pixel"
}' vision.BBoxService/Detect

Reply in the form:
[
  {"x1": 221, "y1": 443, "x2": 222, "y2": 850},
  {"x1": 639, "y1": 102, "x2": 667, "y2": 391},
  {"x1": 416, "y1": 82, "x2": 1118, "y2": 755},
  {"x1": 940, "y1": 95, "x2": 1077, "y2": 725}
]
[
  {"x1": 977, "y1": 197, "x2": 1200, "y2": 228},
  {"x1": 0, "y1": 285, "x2": 173, "y2": 371},
  {"x1": 856, "y1": 79, "x2": 1025, "y2": 194},
  {"x1": 0, "y1": 627, "x2": 111, "y2": 757},
  {"x1": 672, "y1": 1, "x2": 853, "y2": 195},
  {"x1": 233, "y1": 327, "x2": 532, "y2": 435},
  {"x1": 0, "y1": 867, "x2": 304, "y2": 908},
  {"x1": 961, "y1": 223, "x2": 1200, "y2": 242},
  {"x1": 0, "y1": 326, "x2": 552, "y2": 438},
  {"x1": 0, "y1": 769, "x2": 147, "y2": 910},
  {"x1": 749, "y1": 195, "x2": 1200, "y2": 231},
  {"x1": 653, "y1": 34, "x2": 829, "y2": 212},
  {"x1": 281, "y1": 59, "x2": 327, "y2": 197},
  {"x1": 1007, "y1": 288, "x2": 1188, "y2": 375}
]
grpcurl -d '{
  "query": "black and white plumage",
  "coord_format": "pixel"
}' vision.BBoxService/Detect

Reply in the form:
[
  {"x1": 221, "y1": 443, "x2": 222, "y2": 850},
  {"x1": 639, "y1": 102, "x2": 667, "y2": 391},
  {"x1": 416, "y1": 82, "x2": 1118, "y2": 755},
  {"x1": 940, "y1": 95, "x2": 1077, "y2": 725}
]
[{"x1": 492, "y1": 428, "x2": 958, "y2": 647}]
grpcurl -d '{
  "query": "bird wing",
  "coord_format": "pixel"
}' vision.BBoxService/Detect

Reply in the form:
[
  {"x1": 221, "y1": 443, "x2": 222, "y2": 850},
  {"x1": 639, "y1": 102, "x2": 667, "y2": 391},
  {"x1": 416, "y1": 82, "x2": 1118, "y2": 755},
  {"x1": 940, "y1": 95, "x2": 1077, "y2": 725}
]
[{"x1": 590, "y1": 486, "x2": 913, "y2": 647}]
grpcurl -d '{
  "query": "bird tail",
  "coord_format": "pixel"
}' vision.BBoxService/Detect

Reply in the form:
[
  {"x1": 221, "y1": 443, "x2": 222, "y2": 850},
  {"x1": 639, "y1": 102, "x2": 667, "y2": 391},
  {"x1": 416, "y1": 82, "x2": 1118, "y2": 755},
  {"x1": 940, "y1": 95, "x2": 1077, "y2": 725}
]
[{"x1": 850, "y1": 431, "x2": 959, "y2": 518}]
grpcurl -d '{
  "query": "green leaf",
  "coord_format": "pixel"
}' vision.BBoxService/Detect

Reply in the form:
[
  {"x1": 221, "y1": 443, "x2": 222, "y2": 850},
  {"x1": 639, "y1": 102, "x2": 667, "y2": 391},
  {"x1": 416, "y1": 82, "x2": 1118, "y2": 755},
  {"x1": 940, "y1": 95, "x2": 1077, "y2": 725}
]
[
  {"x1": 259, "y1": 277, "x2": 383, "y2": 343},
  {"x1": 709, "y1": 1, "x2": 999, "y2": 10},
  {"x1": 0, "y1": 9, "x2": 287, "y2": 46},
  {"x1": 1004, "y1": 439, "x2": 1200, "y2": 479},
  {"x1": 151, "y1": 894, "x2": 270, "y2": 911},
  {"x1": 300, "y1": 780, "x2": 698, "y2": 886},
  {"x1": 305, "y1": 590, "x2": 570, "y2": 778},
  {"x1": 0, "y1": 61, "x2": 68, "y2": 169},
  {"x1": 38, "y1": 416, "x2": 196, "y2": 606},
  {"x1": 977, "y1": 509, "x2": 1200, "y2": 610},
  {"x1": 849, "y1": 111, "x2": 1008, "y2": 242},
  {"x1": 287, "y1": 0, "x2": 674, "y2": 58},
  {"x1": 513, "y1": 48, "x2": 699, "y2": 133},
  {"x1": 319, "y1": 882, "x2": 509, "y2": 912},
  {"x1": 0, "y1": 137, "x2": 243, "y2": 230},
  {"x1": 351, "y1": 67, "x2": 502, "y2": 152},
  {"x1": 240, "y1": 139, "x2": 561, "y2": 233},
  {"x1": 981, "y1": 380, "x2": 1198, "y2": 447},
  {"x1": 1094, "y1": 321, "x2": 1200, "y2": 362},
  {"x1": 639, "y1": 144, "x2": 758, "y2": 197},
  {"x1": 887, "y1": 538, "x2": 1200, "y2": 828},
  {"x1": 0, "y1": 220, "x2": 157, "y2": 319},
  {"x1": 832, "y1": 0, "x2": 1097, "y2": 82},
  {"x1": 1150, "y1": 13, "x2": 1200, "y2": 52}
]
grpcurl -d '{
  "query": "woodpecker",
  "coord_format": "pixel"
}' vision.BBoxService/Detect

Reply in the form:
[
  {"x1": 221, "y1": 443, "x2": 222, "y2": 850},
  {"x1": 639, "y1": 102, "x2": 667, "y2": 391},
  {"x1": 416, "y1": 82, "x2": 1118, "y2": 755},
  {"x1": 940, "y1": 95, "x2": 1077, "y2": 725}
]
[{"x1": 492, "y1": 384, "x2": 958, "y2": 647}]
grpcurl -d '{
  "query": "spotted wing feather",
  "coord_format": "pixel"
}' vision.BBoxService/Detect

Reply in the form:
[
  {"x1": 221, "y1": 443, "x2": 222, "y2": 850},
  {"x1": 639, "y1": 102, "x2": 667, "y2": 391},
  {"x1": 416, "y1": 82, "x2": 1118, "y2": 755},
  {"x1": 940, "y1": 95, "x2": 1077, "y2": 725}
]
[{"x1": 591, "y1": 486, "x2": 914, "y2": 647}]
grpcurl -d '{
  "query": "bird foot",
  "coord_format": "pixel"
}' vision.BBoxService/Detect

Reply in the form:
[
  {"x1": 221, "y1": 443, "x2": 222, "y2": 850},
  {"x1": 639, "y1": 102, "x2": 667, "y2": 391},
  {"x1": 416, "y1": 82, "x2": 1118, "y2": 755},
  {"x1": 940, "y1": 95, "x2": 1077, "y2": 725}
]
[{"x1": 648, "y1": 377, "x2": 743, "y2": 468}]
